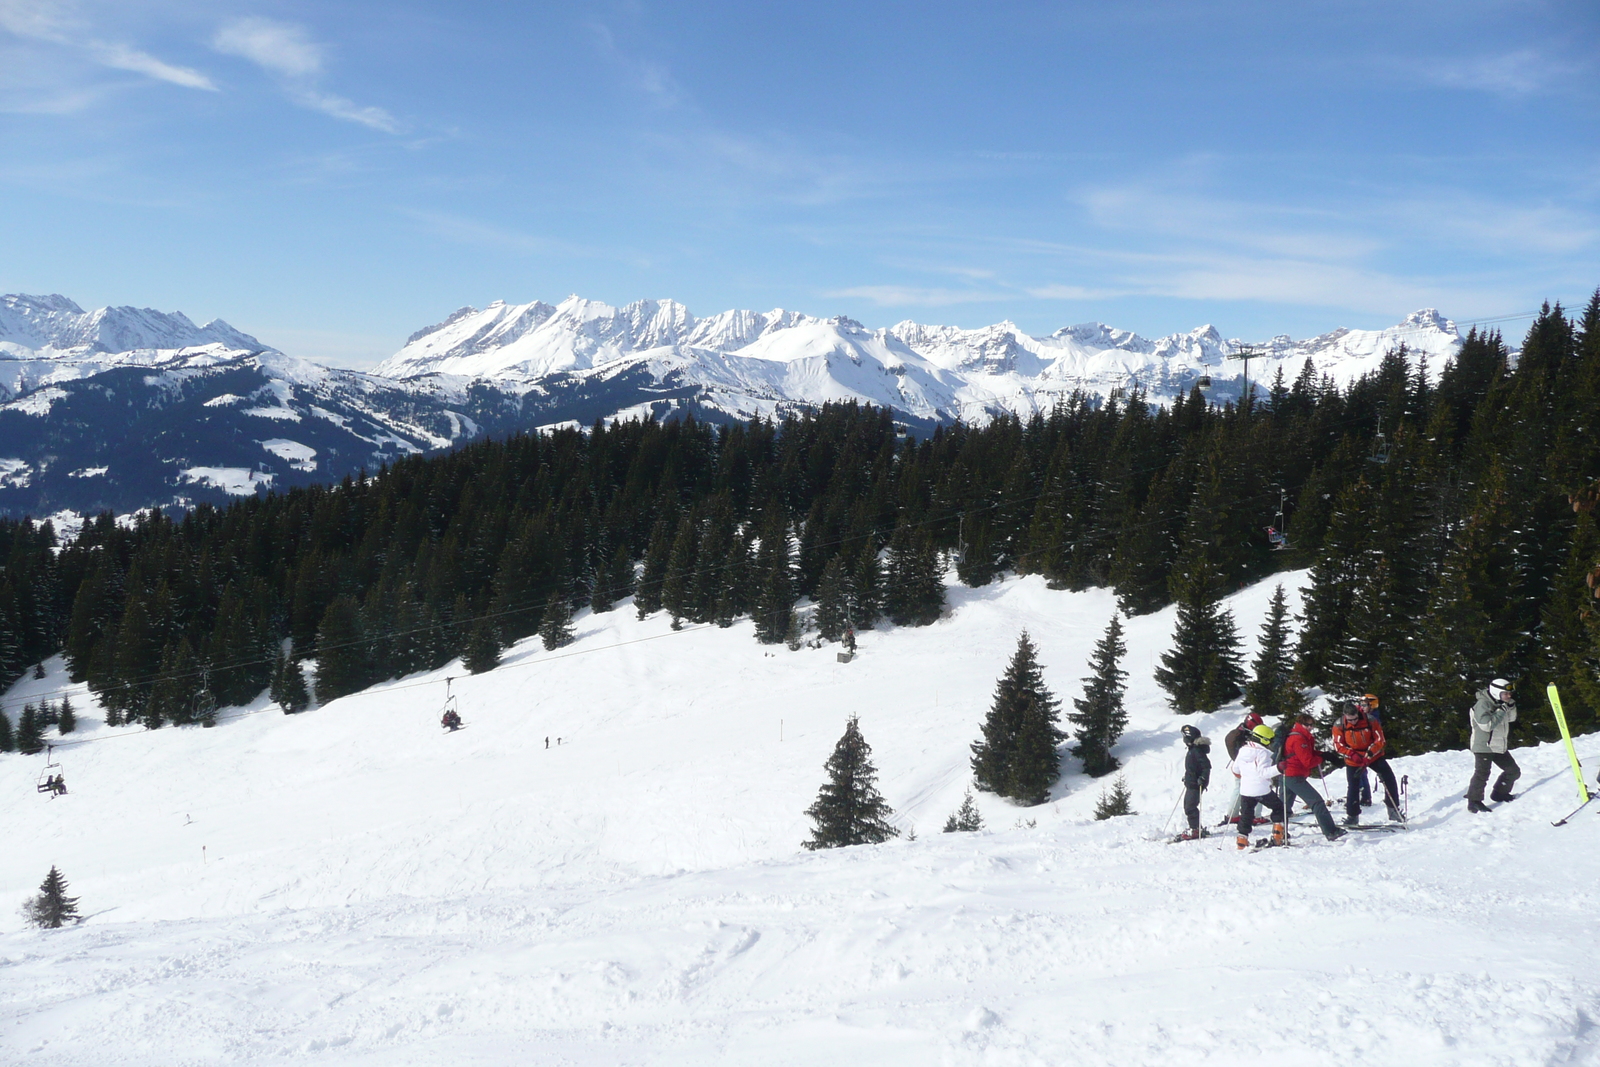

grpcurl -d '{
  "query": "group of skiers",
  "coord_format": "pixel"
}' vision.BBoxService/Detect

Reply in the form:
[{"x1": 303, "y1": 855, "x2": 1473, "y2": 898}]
[{"x1": 1176, "y1": 678, "x2": 1523, "y2": 849}]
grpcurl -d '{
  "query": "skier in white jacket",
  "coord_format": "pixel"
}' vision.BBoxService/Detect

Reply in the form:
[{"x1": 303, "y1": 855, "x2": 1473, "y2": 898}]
[{"x1": 1233, "y1": 724, "x2": 1286, "y2": 849}]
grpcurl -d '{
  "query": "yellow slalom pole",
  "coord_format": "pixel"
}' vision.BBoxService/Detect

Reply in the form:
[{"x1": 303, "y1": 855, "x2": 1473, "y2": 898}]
[{"x1": 1547, "y1": 684, "x2": 1591, "y2": 803}]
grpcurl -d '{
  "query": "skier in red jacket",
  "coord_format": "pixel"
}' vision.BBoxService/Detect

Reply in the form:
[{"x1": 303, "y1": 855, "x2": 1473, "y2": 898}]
[
  {"x1": 1332, "y1": 699, "x2": 1403, "y2": 825},
  {"x1": 1278, "y1": 711, "x2": 1345, "y2": 840}
]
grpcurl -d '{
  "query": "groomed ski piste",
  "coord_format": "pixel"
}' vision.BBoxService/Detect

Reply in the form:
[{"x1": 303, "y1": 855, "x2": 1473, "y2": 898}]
[{"x1": 4, "y1": 572, "x2": 1598, "y2": 1066}]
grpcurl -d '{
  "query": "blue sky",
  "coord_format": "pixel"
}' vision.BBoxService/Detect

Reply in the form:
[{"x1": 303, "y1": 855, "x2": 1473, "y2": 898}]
[{"x1": 1, "y1": 1, "x2": 1597, "y2": 367}]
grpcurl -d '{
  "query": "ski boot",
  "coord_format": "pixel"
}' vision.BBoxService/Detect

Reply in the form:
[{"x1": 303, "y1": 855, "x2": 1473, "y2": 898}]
[
  {"x1": 1466, "y1": 798, "x2": 1494, "y2": 814},
  {"x1": 1343, "y1": 811, "x2": 1360, "y2": 827},
  {"x1": 1490, "y1": 792, "x2": 1517, "y2": 804},
  {"x1": 1325, "y1": 826, "x2": 1349, "y2": 841},
  {"x1": 1386, "y1": 803, "x2": 1405, "y2": 823},
  {"x1": 1272, "y1": 823, "x2": 1286, "y2": 846},
  {"x1": 1235, "y1": 834, "x2": 1250, "y2": 850}
]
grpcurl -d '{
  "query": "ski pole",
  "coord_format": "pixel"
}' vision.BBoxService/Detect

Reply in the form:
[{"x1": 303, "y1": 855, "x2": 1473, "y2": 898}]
[{"x1": 1162, "y1": 785, "x2": 1184, "y2": 836}]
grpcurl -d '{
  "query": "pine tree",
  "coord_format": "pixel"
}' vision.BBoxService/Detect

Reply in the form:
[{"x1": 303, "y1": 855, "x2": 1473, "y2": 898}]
[
  {"x1": 802, "y1": 715, "x2": 900, "y2": 849},
  {"x1": 814, "y1": 554, "x2": 850, "y2": 642},
  {"x1": 942, "y1": 790, "x2": 984, "y2": 832},
  {"x1": 1244, "y1": 584, "x2": 1303, "y2": 721},
  {"x1": 0, "y1": 707, "x2": 14, "y2": 751},
  {"x1": 270, "y1": 649, "x2": 311, "y2": 713},
  {"x1": 660, "y1": 516, "x2": 699, "y2": 627},
  {"x1": 1069, "y1": 614, "x2": 1128, "y2": 777},
  {"x1": 56, "y1": 695, "x2": 75, "y2": 734},
  {"x1": 1154, "y1": 562, "x2": 1245, "y2": 714},
  {"x1": 590, "y1": 544, "x2": 633, "y2": 614},
  {"x1": 313, "y1": 596, "x2": 369, "y2": 704},
  {"x1": 851, "y1": 540, "x2": 883, "y2": 629},
  {"x1": 752, "y1": 516, "x2": 795, "y2": 645},
  {"x1": 970, "y1": 631, "x2": 1063, "y2": 802},
  {"x1": 1093, "y1": 775, "x2": 1135, "y2": 820},
  {"x1": 24, "y1": 866, "x2": 80, "y2": 929},
  {"x1": 634, "y1": 519, "x2": 673, "y2": 619},
  {"x1": 17, "y1": 703, "x2": 42, "y2": 754},
  {"x1": 883, "y1": 524, "x2": 945, "y2": 627},
  {"x1": 539, "y1": 592, "x2": 575, "y2": 651},
  {"x1": 462, "y1": 618, "x2": 502, "y2": 673}
]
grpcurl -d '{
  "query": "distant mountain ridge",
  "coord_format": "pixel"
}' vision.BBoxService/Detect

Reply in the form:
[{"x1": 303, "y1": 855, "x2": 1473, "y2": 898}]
[{"x1": 0, "y1": 292, "x2": 1465, "y2": 521}]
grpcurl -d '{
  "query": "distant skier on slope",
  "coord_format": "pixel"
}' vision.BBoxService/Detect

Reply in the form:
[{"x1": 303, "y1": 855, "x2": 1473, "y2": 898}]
[
  {"x1": 1278, "y1": 711, "x2": 1345, "y2": 841},
  {"x1": 1332, "y1": 698, "x2": 1403, "y2": 825},
  {"x1": 1464, "y1": 678, "x2": 1520, "y2": 813},
  {"x1": 1177, "y1": 724, "x2": 1211, "y2": 840},
  {"x1": 1233, "y1": 724, "x2": 1285, "y2": 849}
]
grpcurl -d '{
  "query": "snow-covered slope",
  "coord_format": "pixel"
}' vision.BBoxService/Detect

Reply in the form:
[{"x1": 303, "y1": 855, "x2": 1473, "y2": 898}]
[
  {"x1": 380, "y1": 296, "x2": 1466, "y2": 423},
  {"x1": 3, "y1": 573, "x2": 1596, "y2": 1065}
]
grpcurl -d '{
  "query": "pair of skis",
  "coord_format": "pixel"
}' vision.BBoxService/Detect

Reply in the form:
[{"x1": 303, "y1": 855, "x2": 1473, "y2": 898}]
[{"x1": 1547, "y1": 685, "x2": 1594, "y2": 827}]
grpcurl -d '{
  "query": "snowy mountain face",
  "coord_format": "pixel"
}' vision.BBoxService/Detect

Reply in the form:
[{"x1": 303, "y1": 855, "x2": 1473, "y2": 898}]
[
  {"x1": 380, "y1": 295, "x2": 1465, "y2": 427},
  {"x1": 0, "y1": 292, "x2": 1466, "y2": 519}
]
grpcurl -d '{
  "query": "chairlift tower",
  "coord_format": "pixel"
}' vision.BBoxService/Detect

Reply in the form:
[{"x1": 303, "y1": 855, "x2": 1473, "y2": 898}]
[{"x1": 1226, "y1": 343, "x2": 1260, "y2": 407}]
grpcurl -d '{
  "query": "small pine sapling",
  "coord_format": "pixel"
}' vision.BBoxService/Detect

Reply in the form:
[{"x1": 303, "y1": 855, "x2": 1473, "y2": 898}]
[
  {"x1": 25, "y1": 866, "x2": 80, "y2": 928},
  {"x1": 1093, "y1": 775, "x2": 1136, "y2": 820},
  {"x1": 942, "y1": 790, "x2": 984, "y2": 833},
  {"x1": 33, "y1": 662, "x2": 46, "y2": 680},
  {"x1": 803, "y1": 715, "x2": 900, "y2": 849}
]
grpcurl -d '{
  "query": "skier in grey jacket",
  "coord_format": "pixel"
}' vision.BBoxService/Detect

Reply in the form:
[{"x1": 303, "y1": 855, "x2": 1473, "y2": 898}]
[{"x1": 1465, "y1": 678, "x2": 1520, "y2": 813}]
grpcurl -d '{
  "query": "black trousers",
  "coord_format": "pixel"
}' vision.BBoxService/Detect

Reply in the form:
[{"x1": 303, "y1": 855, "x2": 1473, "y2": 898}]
[
  {"x1": 1183, "y1": 785, "x2": 1203, "y2": 831},
  {"x1": 1346, "y1": 759, "x2": 1400, "y2": 818},
  {"x1": 1467, "y1": 751, "x2": 1521, "y2": 803},
  {"x1": 1238, "y1": 790, "x2": 1284, "y2": 833}
]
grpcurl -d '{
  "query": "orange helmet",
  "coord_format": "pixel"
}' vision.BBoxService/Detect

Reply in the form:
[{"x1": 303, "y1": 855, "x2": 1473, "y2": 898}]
[{"x1": 1363, "y1": 693, "x2": 1379, "y2": 710}]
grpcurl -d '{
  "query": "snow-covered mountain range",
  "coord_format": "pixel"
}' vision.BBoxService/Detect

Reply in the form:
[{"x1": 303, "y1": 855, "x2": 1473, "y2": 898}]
[
  {"x1": 0, "y1": 292, "x2": 1466, "y2": 518},
  {"x1": 378, "y1": 296, "x2": 1464, "y2": 427}
]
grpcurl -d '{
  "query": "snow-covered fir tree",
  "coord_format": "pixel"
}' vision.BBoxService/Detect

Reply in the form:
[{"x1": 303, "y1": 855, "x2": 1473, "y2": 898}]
[
  {"x1": 1155, "y1": 561, "x2": 1245, "y2": 714},
  {"x1": 1069, "y1": 614, "x2": 1128, "y2": 777},
  {"x1": 943, "y1": 790, "x2": 984, "y2": 832},
  {"x1": 1093, "y1": 776, "x2": 1135, "y2": 820},
  {"x1": 802, "y1": 715, "x2": 899, "y2": 849},
  {"x1": 270, "y1": 649, "x2": 311, "y2": 713},
  {"x1": 539, "y1": 593, "x2": 575, "y2": 651},
  {"x1": 1244, "y1": 584, "x2": 1303, "y2": 722},
  {"x1": 25, "y1": 866, "x2": 80, "y2": 929},
  {"x1": 970, "y1": 631, "x2": 1063, "y2": 804}
]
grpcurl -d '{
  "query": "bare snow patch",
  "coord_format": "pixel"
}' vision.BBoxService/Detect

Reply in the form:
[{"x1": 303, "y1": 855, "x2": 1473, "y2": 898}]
[
  {"x1": 259, "y1": 439, "x2": 318, "y2": 472},
  {"x1": 180, "y1": 466, "x2": 273, "y2": 495},
  {"x1": 204, "y1": 393, "x2": 246, "y2": 408},
  {"x1": 3, "y1": 386, "x2": 68, "y2": 416},
  {"x1": 0, "y1": 458, "x2": 32, "y2": 487},
  {"x1": 69, "y1": 466, "x2": 109, "y2": 478}
]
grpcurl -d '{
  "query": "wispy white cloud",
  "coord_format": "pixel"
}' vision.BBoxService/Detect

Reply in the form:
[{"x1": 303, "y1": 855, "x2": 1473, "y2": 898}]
[
  {"x1": 1410, "y1": 48, "x2": 1581, "y2": 98},
  {"x1": 0, "y1": 0, "x2": 215, "y2": 92},
  {"x1": 212, "y1": 17, "x2": 321, "y2": 79},
  {"x1": 92, "y1": 41, "x2": 214, "y2": 90},
  {"x1": 212, "y1": 17, "x2": 398, "y2": 132}
]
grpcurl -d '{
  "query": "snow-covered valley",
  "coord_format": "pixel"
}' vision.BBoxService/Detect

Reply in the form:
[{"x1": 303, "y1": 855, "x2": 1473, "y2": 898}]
[{"x1": 3, "y1": 573, "x2": 1597, "y2": 1065}]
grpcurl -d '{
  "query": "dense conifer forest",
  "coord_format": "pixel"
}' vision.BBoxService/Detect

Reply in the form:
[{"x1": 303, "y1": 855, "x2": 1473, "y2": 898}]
[{"x1": 2, "y1": 295, "x2": 1599, "y2": 757}]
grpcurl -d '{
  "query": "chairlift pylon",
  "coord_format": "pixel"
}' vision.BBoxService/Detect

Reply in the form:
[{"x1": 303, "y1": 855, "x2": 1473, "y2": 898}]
[{"x1": 1369, "y1": 412, "x2": 1392, "y2": 465}]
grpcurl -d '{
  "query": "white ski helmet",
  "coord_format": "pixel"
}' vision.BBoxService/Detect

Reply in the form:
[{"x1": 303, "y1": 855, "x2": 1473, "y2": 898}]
[{"x1": 1488, "y1": 678, "x2": 1512, "y2": 702}]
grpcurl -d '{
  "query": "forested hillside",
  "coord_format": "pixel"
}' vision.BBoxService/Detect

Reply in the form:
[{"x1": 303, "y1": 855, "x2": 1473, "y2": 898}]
[{"x1": 3, "y1": 296, "x2": 1598, "y2": 756}]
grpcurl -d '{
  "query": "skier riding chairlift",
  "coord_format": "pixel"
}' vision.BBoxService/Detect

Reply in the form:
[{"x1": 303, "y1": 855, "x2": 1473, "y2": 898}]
[
  {"x1": 1265, "y1": 526, "x2": 1289, "y2": 550},
  {"x1": 440, "y1": 677, "x2": 463, "y2": 731},
  {"x1": 35, "y1": 746, "x2": 65, "y2": 797}
]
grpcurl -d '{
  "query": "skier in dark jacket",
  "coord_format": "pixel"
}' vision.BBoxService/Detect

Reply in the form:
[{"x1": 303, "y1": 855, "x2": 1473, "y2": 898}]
[
  {"x1": 1178, "y1": 724, "x2": 1211, "y2": 839},
  {"x1": 1465, "y1": 678, "x2": 1519, "y2": 812},
  {"x1": 1278, "y1": 712, "x2": 1345, "y2": 840}
]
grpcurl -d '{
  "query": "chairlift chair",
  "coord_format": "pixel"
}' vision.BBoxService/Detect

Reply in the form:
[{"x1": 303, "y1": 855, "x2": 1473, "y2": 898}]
[
  {"x1": 1197, "y1": 374, "x2": 1212, "y2": 390},
  {"x1": 34, "y1": 745, "x2": 64, "y2": 796},
  {"x1": 194, "y1": 668, "x2": 218, "y2": 727},
  {"x1": 1368, "y1": 413, "x2": 1392, "y2": 465},
  {"x1": 1267, "y1": 487, "x2": 1290, "y2": 550}
]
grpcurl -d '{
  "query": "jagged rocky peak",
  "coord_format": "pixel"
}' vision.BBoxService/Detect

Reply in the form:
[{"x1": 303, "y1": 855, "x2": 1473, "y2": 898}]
[{"x1": 0, "y1": 292, "x2": 262, "y2": 356}]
